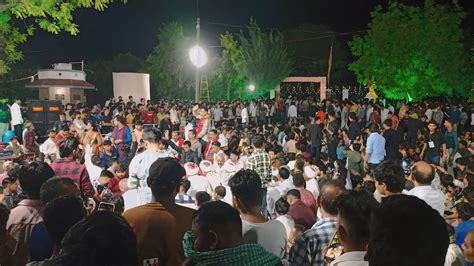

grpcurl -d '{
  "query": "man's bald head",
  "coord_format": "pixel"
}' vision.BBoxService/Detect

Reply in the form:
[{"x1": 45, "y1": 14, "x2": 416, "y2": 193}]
[
  {"x1": 319, "y1": 180, "x2": 346, "y2": 216},
  {"x1": 412, "y1": 161, "x2": 435, "y2": 185}
]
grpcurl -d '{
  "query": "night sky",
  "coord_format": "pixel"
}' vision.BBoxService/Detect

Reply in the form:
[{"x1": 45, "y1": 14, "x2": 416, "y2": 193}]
[{"x1": 18, "y1": 0, "x2": 473, "y2": 68}]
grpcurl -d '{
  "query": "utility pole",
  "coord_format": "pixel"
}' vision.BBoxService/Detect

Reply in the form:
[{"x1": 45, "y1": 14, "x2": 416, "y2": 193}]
[
  {"x1": 194, "y1": 0, "x2": 200, "y2": 103},
  {"x1": 195, "y1": 17, "x2": 200, "y2": 102}
]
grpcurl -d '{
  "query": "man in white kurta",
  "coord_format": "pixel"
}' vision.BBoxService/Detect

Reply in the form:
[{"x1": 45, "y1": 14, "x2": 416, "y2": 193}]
[{"x1": 127, "y1": 128, "x2": 170, "y2": 208}]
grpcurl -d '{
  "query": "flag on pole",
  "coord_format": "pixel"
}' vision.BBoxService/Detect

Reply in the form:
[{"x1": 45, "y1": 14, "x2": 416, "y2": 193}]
[{"x1": 327, "y1": 38, "x2": 334, "y2": 86}]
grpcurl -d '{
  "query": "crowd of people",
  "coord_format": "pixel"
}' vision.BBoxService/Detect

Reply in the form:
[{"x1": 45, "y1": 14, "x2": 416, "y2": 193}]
[{"x1": 0, "y1": 94, "x2": 473, "y2": 266}]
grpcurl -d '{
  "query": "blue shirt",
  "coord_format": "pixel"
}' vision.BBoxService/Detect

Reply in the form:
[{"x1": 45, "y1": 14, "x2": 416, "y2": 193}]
[
  {"x1": 455, "y1": 219, "x2": 474, "y2": 247},
  {"x1": 366, "y1": 132, "x2": 386, "y2": 164}
]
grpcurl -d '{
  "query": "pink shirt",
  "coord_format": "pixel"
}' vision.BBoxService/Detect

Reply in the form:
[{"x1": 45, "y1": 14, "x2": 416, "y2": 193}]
[{"x1": 6, "y1": 199, "x2": 44, "y2": 266}]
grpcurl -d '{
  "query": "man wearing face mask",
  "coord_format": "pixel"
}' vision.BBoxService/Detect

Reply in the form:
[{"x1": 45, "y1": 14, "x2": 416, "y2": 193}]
[{"x1": 182, "y1": 200, "x2": 281, "y2": 266}]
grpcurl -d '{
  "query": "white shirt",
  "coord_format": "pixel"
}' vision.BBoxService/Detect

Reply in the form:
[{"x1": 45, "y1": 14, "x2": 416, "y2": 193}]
[
  {"x1": 84, "y1": 145, "x2": 103, "y2": 187},
  {"x1": 128, "y1": 149, "x2": 171, "y2": 206},
  {"x1": 425, "y1": 108, "x2": 433, "y2": 121},
  {"x1": 187, "y1": 174, "x2": 211, "y2": 198},
  {"x1": 381, "y1": 108, "x2": 390, "y2": 123},
  {"x1": 242, "y1": 219, "x2": 287, "y2": 258},
  {"x1": 213, "y1": 108, "x2": 223, "y2": 122},
  {"x1": 185, "y1": 123, "x2": 194, "y2": 141},
  {"x1": 330, "y1": 251, "x2": 368, "y2": 266},
  {"x1": 39, "y1": 138, "x2": 57, "y2": 155},
  {"x1": 276, "y1": 214, "x2": 295, "y2": 240},
  {"x1": 444, "y1": 243, "x2": 466, "y2": 266},
  {"x1": 288, "y1": 105, "x2": 297, "y2": 118},
  {"x1": 10, "y1": 102, "x2": 23, "y2": 126},
  {"x1": 275, "y1": 177, "x2": 295, "y2": 196},
  {"x1": 408, "y1": 185, "x2": 446, "y2": 216},
  {"x1": 223, "y1": 159, "x2": 243, "y2": 179},
  {"x1": 218, "y1": 134, "x2": 228, "y2": 147},
  {"x1": 170, "y1": 109, "x2": 179, "y2": 124},
  {"x1": 241, "y1": 107, "x2": 249, "y2": 123}
]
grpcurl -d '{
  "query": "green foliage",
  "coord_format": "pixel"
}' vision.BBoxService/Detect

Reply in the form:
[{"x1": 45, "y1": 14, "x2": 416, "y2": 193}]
[
  {"x1": 209, "y1": 32, "x2": 246, "y2": 100},
  {"x1": 86, "y1": 52, "x2": 144, "y2": 105},
  {"x1": 145, "y1": 22, "x2": 193, "y2": 99},
  {"x1": 349, "y1": 2, "x2": 472, "y2": 100},
  {"x1": 237, "y1": 19, "x2": 293, "y2": 99},
  {"x1": 211, "y1": 19, "x2": 293, "y2": 100},
  {"x1": 0, "y1": 0, "x2": 126, "y2": 75}
]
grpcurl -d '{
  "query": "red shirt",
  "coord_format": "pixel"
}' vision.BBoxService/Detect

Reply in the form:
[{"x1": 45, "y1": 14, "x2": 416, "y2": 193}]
[
  {"x1": 288, "y1": 200, "x2": 317, "y2": 230},
  {"x1": 141, "y1": 111, "x2": 158, "y2": 124},
  {"x1": 297, "y1": 187, "x2": 317, "y2": 211},
  {"x1": 50, "y1": 158, "x2": 94, "y2": 198},
  {"x1": 107, "y1": 176, "x2": 122, "y2": 195},
  {"x1": 24, "y1": 131, "x2": 36, "y2": 151}
]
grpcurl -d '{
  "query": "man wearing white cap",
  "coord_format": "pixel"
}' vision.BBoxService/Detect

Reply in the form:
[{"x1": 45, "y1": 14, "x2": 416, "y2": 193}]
[{"x1": 184, "y1": 162, "x2": 211, "y2": 198}]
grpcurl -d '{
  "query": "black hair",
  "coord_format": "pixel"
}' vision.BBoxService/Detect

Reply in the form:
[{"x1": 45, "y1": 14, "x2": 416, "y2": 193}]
[
  {"x1": 142, "y1": 128, "x2": 162, "y2": 143},
  {"x1": 368, "y1": 123, "x2": 380, "y2": 133},
  {"x1": 383, "y1": 119, "x2": 392, "y2": 128},
  {"x1": 0, "y1": 204, "x2": 9, "y2": 230},
  {"x1": 352, "y1": 143, "x2": 361, "y2": 152},
  {"x1": 57, "y1": 211, "x2": 138, "y2": 266},
  {"x1": 40, "y1": 177, "x2": 78, "y2": 204},
  {"x1": 292, "y1": 173, "x2": 305, "y2": 187},
  {"x1": 18, "y1": 161, "x2": 55, "y2": 199},
  {"x1": 465, "y1": 174, "x2": 474, "y2": 188},
  {"x1": 59, "y1": 136, "x2": 80, "y2": 158},
  {"x1": 334, "y1": 190, "x2": 379, "y2": 246},
  {"x1": 320, "y1": 180, "x2": 346, "y2": 216},
  {"x1": 91, "y1": 155, "x2": 101, "y2": 167},
  {"x1": 193, "y1": 201, "x2": 242, "y2": 234},
  {"x1": 366, "y1": 195, "x2": 449, "y2": 266},
  {"x1": 278, "y1": 167, "x2": 290, "y2": 180},
  {"x1": 116, "y1": 162, "x2": 128, "y2": 173},
  {"x1": 183, "y1": 141, "x2": 192, "y2": 147},
  {"x1": 295, "y1": 159, "x2": 304, "y2": 171},
  {"x1": 252, "y1": 134, "x2": 264, "y2": 148},
  {"x1": 43, "y1": 196, "x2": 87, "y2": 245},
  {"x1": 147, "y1": 157, "x2": 186, "y2": 198},
  {"x1": 180, "y1": 179, "x2": 191, "y2": 193},
  {"x1": 428, "y1": 120, "x2": 438, "y2": 127},
  {"x1": 463, "y1": 186, "x2": 474, "y2": 204},
  {"x1": 214, "y1": 186, "x2": 226, "y2": 198},
  {"x1": 229, "y1": 150, "x2": 240, "y2": 157},
  {"x1": 229, "y1": 169, "x2": 263, "y2": 209},
  {"x1": 440, "y1": 174, "x2": 454, "y2": 189},
  {"x1": 275, "y1": 198, "x2": 290, "y2": 215},
  {"x1": 100, "y1": 170, "x2": 114, "y2": 179},
  {"x1": 286, "y1": 189, "x2": 301, "y2": 200},
  {"x1": 102, "y1": 194, "x2": 125, "y2": 215},
  {"x1": 456, "y1": 202, "x2": 474, "y2": 221},
  {"x1": 195, "y1": 191, "x2": 212, "y2": 207},
  {"x1": 373, "y1": 160, "x2": 405, "y2": 193}
]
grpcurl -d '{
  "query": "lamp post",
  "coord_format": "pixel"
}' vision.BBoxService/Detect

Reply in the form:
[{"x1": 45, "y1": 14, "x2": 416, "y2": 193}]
[{"x1": 189, "y1": 0, "x2": 207, "y2": 102}]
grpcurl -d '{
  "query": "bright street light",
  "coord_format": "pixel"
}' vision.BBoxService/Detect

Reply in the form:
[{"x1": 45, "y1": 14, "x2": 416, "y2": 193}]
[
  {"x1": 248, "y1": 84, "x2": 256, "y2": 92},
  {"x1": 189, "y1": 45, "x2": 208, "y2": 68}
]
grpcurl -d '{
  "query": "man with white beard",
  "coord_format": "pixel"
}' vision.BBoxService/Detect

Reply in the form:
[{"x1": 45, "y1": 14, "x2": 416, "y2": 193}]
[{"x1": 184, "y1": 162, "x2": 211, "y2": 198}]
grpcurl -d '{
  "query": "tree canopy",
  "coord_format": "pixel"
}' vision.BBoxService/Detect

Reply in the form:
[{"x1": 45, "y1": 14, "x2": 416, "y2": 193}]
[
  {"x1": 145, "y1": 22, "x2": 194, "y2": 99},
  {"x1": 349, "y1": 2, "x2": 471, "y2": 100},
  {"x1": 0, "y1": 0, "x2": 126, "y2": 75}
]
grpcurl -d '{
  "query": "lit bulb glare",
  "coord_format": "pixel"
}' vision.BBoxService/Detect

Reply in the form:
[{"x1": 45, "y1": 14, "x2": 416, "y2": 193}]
[
  {"x1": 189, "y1": 45, "x2": 208, "y2": 68},
  {"x1": 248, "y1": 84, "x2": 256, "y2": 92}
]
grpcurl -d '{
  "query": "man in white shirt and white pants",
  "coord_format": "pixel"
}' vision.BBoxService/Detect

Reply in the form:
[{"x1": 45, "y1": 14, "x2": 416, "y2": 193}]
[
  {"x1": 10, "y1": 99, "x2": 23, "y2": 143},
  {"x1": 407, "y1": 161, "x2": 446, "y2": 216},
  {"x1": 127, "y1": 128, "x2": 171, "y2": 209}
]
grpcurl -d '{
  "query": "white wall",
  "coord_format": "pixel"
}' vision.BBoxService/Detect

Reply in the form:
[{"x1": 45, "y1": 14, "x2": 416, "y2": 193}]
[
  {"x1": 38, "y1": 69, "x2": 86, "y2": 80},
  {"x1": 48, "y1": 87, "x2": 70, "y2": 105},
  {"x1": 112, "y1": 72, "x2": 150, "y2": 101}
]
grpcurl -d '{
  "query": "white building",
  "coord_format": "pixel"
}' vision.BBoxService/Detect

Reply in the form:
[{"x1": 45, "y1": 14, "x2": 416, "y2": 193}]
[{"x1": 26, "y1": 63, "x2": 95, "y2": 104}]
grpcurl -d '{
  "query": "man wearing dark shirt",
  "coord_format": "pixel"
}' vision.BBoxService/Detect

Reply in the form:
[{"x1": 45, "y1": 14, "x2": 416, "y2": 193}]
[
  {"x1": 382, "y1": 119, "x2": 401, "y2": 161},
  {"x1": 309, "y1": 116, "x2": 323, "y2": 160},
  {"x1": 286, "y1": 189, "x2": 316, "y2": 230},
  {"x1": 420, "y1": 120, "x2": 446, "y2": 165}
]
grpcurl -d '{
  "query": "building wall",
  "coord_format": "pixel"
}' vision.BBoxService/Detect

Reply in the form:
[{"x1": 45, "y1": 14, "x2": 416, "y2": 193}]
[
  {"x1": 38, "y1": 88, "x2": 49, "y2": 100},
  {"x1": 38, "y1": 69, "x2": 86, "y2": 81},
  {"x1": 113, "y1": 72, "x2": 150, "y2": 101},
  {"x1": 48, "y1": 87, "x2": 70, "y2": 105}
]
